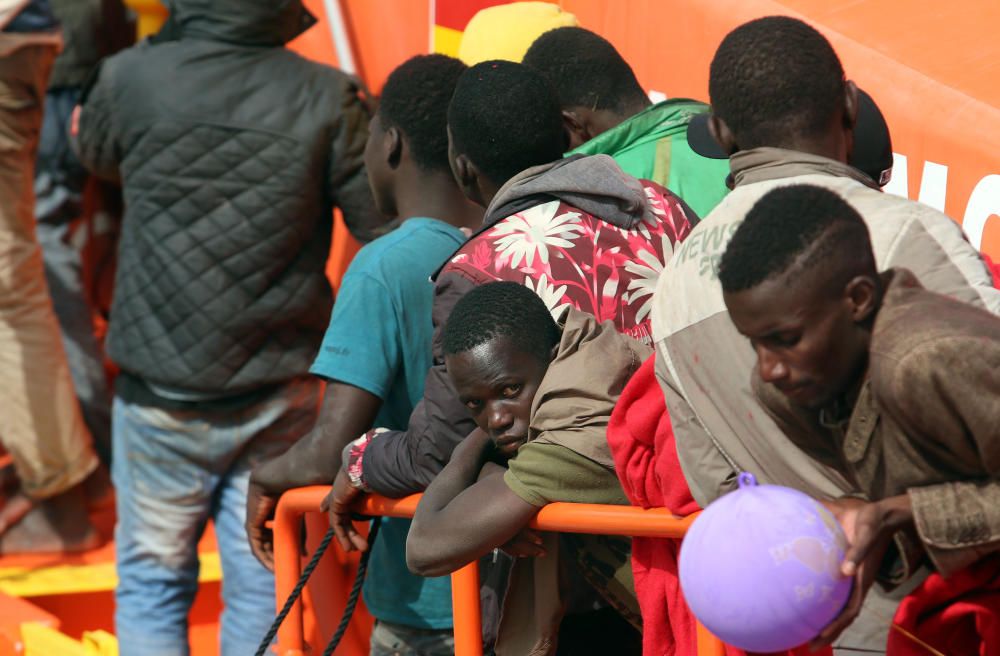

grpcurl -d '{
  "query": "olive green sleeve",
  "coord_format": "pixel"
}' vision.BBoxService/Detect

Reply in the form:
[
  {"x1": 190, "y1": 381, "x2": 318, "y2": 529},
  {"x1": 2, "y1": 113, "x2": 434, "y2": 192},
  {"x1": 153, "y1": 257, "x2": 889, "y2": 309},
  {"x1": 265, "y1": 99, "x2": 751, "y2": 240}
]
[{"x1": 503, "y1": 442, "x2": 629, "y2": 508}]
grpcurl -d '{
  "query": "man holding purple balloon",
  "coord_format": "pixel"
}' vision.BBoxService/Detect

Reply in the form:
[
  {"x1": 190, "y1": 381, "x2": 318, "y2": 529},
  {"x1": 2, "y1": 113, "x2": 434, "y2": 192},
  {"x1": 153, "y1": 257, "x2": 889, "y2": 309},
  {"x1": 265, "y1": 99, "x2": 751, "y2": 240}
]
[
  {"x1": 651, "y1": 15, "x2": 1000, "y2": 654},
  {"x1": 719, "y1": 183, "x2": 1000, "y2": 652}
]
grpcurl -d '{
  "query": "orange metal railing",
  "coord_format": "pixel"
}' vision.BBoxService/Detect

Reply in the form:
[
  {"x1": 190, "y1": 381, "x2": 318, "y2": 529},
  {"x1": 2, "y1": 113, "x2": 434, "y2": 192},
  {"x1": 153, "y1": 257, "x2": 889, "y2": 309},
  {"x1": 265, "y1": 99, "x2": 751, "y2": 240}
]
[{"x1": 273, "y1": 486, "x2": 725, "y2": 656}]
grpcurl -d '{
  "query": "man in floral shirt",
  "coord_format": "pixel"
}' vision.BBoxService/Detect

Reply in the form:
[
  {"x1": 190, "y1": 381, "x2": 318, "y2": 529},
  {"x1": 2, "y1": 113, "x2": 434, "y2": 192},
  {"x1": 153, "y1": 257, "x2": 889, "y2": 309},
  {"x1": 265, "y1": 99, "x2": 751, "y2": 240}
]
[{"x1": 326, "y1": 61, "x2": 694, "y2": 544}]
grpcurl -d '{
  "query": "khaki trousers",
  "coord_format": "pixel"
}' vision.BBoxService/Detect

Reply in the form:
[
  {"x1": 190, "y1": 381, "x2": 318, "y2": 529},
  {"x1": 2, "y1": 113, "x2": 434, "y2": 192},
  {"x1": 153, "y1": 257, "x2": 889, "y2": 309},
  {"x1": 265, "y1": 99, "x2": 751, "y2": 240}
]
[{"x1": 0, "y1": 40, "x2": 96, "y2": 499}]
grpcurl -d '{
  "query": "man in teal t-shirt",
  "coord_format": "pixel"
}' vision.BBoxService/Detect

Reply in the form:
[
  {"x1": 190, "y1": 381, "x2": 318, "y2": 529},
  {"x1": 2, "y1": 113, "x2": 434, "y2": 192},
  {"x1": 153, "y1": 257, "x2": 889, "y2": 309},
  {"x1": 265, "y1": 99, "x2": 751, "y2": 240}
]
[
  {"x1": 246, "y1": 55, "x2": 483, "y2": 654},
  {"x1": 523, "y1": 26, "x2": 729, "y2": 218},
  {"x1": 310, "y1": 217, "x2": 465, "y2": 640}
]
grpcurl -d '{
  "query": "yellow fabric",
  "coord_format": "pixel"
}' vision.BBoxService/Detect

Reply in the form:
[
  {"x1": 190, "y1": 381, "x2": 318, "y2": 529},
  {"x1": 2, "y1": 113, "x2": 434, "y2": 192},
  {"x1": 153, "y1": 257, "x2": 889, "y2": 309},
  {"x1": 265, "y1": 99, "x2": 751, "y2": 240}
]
[
  {"x1": 82, "y1": 630, "x2": 119, "y2": 656},
  {"x1": 22, "y1": 623, "x2": 87, "y2": 656},
  {"x1": 457, "y1": 1, "x2": 578, "y2": 65},
  {"x1": 0, "y1": 552, "x2": 221, "y2": 597},
  {"x1": 433, "y1": 25, "x2": 462, "y2": 57},
  {"x1": 121, "y1": 0, "x2": 167, "y2": 39},
  {"x1": 22, "y1": 624, "x2": 119, "y2": 655}
]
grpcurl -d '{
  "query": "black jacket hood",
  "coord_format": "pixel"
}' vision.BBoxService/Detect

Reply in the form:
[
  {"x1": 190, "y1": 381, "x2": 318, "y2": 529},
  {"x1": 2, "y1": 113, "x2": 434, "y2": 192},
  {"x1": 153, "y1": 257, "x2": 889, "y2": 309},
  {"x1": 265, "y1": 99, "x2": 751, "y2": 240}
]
[{"x1": 165, "y1": 0, "x2": 315, "y2": 46}]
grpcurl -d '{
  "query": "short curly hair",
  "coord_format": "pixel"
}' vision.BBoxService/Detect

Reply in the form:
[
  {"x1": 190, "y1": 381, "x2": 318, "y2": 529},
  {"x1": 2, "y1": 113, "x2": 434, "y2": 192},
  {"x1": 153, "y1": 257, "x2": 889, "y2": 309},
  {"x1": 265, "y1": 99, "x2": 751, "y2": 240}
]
[
  {"x1": 443, "y1": 282, "x2": 561, "y2": 363},
  {"x1": 379, "y1": 54, "x2": 467, "y2": 173},
  {"x1": 719, "y1": 185, "x2": 875, "y2": 294},
  {"x1": 709, "y1": 16, "x2": 845, "y2": 150},
  {"x1": 448, "y1": 60, "x2": 566, "y2": 186},
  {"x1": 522, "y1": 27, "x2": 648, "y2": 114}
]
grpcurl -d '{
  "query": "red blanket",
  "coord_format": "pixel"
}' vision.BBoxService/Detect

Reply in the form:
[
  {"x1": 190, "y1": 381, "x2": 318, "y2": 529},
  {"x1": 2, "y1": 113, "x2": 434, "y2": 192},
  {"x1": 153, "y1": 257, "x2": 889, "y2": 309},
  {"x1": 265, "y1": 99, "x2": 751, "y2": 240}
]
[
  {"x1": 607, "y1": 355, "x2": 701, "y2": 656},
  {"x1": 889, "y1": 557, "x2": 1000, "y2": 655},
  {"x1": 607, "y1": 355, "x2": 826, "y2": 656},
  {"x1": 984, "y1": 253, "x2": 1000, "y2": 289}
]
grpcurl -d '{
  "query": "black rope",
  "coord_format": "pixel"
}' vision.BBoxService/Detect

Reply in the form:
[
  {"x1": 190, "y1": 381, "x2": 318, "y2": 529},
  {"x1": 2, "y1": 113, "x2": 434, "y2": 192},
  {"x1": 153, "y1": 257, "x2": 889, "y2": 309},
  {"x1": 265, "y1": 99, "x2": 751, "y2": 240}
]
[
  {"x1": 321, "y1": 516, "x2": 381, "y2": 656},
  {"x1": 254, "y1": 517, "x2": 382, "y2": 656}
]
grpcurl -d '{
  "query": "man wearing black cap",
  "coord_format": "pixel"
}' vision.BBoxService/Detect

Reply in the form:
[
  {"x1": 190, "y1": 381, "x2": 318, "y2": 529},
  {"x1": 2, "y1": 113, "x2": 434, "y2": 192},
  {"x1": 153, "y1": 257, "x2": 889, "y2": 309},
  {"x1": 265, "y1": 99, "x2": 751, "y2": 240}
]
[
  {"x1": 687, "y1": 87, "x2": 894, "y2": 189},
  {"x1": 650, "y1": 15, "x2": 1000, "y2": 653}
]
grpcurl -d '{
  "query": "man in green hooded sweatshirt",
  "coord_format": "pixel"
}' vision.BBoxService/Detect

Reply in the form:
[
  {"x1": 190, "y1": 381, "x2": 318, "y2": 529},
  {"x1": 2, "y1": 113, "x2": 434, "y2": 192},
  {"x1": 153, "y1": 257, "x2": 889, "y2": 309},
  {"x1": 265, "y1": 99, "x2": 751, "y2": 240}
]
[{"x1": 523, "y1": 26, "x2": 729, "y2": 218}]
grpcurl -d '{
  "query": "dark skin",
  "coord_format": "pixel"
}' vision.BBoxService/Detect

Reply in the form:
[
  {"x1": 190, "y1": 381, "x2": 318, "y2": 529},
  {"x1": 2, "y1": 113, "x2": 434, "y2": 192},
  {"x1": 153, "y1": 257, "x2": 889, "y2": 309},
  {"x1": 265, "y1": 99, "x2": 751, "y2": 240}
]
[
  {"x1": 708, "y1": 80, "x2": 861, "y2": 164},
  {"x1": 246, "y1": 384, "x2": 381, "y2": 570},
  {"x1": 724, "y1": 262, "x2": 917, "y2": 648},
  {"x1": 446, "y1": 126, "x2": 505, "y2": 209},
  {"x1": 450, "y1": 340, "x2": 551, "y2": 459},
  {"x1": 246, "y1": 109, "x2": 483, "y2": 571},
  {"x1": 364, "y1": 113, "x2": 484, "y2": 225},
  {"x1": 403, "y1": 337, "x2": 558, "y2": 576},
  {"x1": 321, "y1": 124, "x2": 504, "y2": 551},
  {"x1": 325, "y1": 337, "x2": 552, "y2": 556},
  {"x1": 560, "y1": 96, "x2": 651, "y2": 151}
]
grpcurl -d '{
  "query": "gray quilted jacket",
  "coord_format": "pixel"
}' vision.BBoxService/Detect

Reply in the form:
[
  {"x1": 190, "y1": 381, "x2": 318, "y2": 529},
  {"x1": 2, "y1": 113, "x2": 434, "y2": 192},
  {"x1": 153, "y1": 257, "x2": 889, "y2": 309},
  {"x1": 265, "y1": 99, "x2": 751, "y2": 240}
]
[{"x1": 75, "y1": 0, "x2": 384, "y2": 396}]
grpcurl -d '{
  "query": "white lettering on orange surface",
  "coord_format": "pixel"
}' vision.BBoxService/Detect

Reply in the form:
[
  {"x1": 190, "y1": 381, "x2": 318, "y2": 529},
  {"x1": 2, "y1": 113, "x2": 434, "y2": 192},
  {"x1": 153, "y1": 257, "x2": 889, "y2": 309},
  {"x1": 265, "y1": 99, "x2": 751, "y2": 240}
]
[
  {"x1": 963, "y1": 175, "x2": 1000, "y2": 250},
  {"x1": 917, "y1": 161, "x2": 949, "y2": 211},
  {"x1": 882, "y1": 154, "x2": 948, "y2": 210},
  {"x1": 884, "y1": 153, "x2": 998, "y2": 251}
]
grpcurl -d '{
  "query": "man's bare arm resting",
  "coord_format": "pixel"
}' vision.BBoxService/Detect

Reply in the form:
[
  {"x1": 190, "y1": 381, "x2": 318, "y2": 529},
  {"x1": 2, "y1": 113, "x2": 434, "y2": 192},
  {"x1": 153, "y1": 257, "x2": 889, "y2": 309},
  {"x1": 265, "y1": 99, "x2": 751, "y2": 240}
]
[{"x1": 406, "y1": 430, "x2": 538, "y2": 577}]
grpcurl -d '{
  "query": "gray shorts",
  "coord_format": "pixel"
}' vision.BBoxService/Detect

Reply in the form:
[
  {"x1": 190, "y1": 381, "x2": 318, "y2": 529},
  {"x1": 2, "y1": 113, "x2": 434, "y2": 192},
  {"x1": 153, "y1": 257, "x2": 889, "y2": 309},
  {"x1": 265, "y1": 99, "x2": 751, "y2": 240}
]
[{"x1": 370, "y1": 619, "x2": 455, "y2": 656}]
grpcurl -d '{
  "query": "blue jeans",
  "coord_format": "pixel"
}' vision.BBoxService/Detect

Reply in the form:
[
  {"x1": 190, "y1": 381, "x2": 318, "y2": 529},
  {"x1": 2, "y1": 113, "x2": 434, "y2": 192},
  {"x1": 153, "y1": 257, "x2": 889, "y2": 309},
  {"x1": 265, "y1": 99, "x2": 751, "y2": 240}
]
[{"x1": 112, "y1": 378, "x2": 320, "y2": 656}]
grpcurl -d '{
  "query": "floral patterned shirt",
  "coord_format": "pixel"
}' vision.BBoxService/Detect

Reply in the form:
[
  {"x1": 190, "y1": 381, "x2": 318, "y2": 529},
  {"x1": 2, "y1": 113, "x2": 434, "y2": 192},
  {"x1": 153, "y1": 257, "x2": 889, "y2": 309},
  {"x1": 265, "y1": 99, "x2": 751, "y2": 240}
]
[
  {"x1": 347, "y1": 180, "x2": 693, "y2": 496},
  {"x1": 443, "y1": 181, "x2": 691, "y2": 345}
]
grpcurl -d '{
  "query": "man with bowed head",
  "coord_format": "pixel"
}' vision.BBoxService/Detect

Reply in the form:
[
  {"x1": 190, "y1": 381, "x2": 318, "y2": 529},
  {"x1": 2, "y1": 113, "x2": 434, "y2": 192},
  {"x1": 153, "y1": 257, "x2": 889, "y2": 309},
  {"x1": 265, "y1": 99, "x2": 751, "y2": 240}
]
[
  {"x1": 523, "y1": 26, "x2": 729, "y2": 218},
  {"x1": 719, "y1": 184, "x2": 1000, "y2": 651}
]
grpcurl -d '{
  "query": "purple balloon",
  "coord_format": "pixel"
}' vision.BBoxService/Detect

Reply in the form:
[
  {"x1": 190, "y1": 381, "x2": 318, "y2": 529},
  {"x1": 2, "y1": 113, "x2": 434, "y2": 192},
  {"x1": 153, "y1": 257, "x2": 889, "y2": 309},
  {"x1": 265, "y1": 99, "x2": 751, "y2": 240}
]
[{"x1": 679, "y1": 473, "x2": 853, "y2": 652}]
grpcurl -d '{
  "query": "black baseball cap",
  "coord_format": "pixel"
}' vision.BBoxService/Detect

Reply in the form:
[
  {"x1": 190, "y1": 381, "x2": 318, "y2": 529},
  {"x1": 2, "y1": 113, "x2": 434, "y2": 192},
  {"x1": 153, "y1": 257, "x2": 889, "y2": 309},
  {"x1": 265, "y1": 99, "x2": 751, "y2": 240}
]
[{"x1": 686, "y1": 88, "x2": 893, "y2": 187}]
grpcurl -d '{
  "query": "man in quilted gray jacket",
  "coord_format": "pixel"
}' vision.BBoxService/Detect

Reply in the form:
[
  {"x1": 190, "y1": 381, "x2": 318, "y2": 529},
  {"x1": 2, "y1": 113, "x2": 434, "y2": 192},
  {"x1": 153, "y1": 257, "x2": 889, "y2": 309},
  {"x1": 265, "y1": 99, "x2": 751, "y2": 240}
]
[{"x1": 74, "y1": 0, "x2": 384, "y2": 653}]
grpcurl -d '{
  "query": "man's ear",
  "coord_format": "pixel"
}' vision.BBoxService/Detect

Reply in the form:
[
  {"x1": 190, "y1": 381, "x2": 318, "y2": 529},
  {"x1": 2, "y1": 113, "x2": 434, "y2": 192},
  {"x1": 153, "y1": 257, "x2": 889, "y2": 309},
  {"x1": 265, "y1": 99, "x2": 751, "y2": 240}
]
[
  {"x1": 841, "y1": 80, "x2": 860, "y2": 162},
  {"x1": 561, "y1": 109, "x2": 591, "y2": 151},
  {"x1": 452, "y1": 153, "x2": 480, "y2": 201},
  {"x1": 843, "y1": 80, "x2": 860, "y2": 130},
  {"x1": 708, "y1": 115, "x2": 738, "y2": 156},
  {"x1": 385, "y1": 126, "x2": 403, "y2": 169},
  {"x1": 845, "y1": 274, "x2": 879, "y2": 323}
]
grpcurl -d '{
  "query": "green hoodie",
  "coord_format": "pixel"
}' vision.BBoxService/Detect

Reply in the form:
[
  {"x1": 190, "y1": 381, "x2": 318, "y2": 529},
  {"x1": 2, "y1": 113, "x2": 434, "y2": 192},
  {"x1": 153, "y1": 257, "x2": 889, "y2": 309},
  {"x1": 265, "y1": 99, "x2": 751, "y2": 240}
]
[{"x1": 568, "y1": 99, "x2": 730, "y2": 218}]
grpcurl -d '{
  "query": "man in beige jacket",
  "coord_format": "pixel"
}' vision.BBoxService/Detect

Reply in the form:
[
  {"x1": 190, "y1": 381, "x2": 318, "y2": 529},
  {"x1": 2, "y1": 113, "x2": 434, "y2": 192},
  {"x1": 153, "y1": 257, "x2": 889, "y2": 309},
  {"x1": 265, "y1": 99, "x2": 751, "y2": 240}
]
[
  {"x1": 0, "y1": 0, "x2": 100, "y2": 552},
  {"x1": 651, "y1": 15, "x2": 1000, "y2": 653}
]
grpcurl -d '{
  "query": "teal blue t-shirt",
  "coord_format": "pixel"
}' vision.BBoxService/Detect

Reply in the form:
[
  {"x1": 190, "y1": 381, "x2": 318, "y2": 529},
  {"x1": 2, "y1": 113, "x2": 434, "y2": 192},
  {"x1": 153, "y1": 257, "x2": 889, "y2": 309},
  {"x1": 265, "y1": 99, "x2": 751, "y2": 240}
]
[{"x1": 310, "y1": 217, "x2": 464, "y2": 629}]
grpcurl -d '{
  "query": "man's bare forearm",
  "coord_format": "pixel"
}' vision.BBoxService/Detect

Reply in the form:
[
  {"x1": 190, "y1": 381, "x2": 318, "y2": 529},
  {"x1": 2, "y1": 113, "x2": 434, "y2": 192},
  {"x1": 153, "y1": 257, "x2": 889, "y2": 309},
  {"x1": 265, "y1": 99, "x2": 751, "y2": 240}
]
[
  {"x1": 408, "y1": 431, "x2": 537, "y2": 576},
  {"x1": 415, "y1": 430, "x2": 492, "y2": 515},
  {"x1": 252, "y1": 383, "x2": 382, "y2": 493}
]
